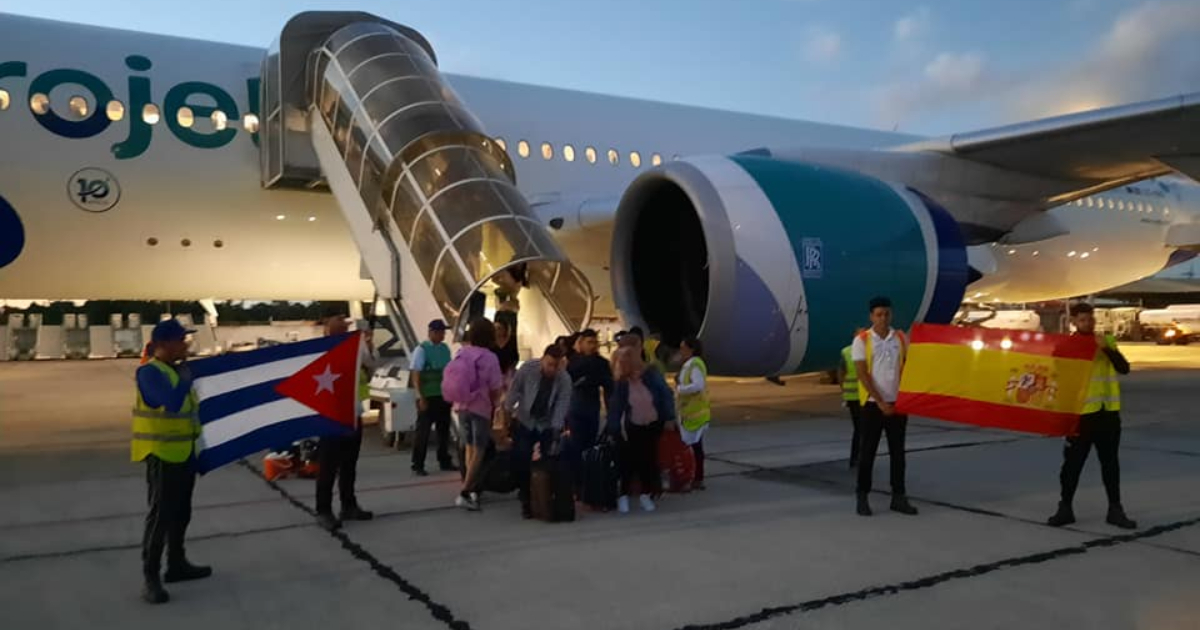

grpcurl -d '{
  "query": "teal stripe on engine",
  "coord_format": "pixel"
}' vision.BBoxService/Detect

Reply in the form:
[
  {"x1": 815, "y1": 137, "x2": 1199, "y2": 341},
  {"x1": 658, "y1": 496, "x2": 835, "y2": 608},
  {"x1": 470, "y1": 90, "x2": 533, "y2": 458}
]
[{"x1": 729, "y1": 156, "x2": 930, "y2": 372}]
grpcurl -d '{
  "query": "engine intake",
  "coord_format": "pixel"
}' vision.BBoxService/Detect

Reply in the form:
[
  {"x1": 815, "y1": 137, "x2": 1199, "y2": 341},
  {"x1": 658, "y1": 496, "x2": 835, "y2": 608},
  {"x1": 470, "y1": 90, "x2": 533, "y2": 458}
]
[{"x1": 611, "y1": 155, "x2": 969, "y2": 376}]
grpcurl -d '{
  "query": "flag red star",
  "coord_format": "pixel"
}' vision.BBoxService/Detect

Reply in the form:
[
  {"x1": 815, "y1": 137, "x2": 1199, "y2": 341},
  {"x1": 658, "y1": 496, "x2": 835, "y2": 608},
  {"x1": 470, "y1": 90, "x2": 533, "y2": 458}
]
[{"x1": 275, "y1": 331, "x2": 361, "y2": 429}]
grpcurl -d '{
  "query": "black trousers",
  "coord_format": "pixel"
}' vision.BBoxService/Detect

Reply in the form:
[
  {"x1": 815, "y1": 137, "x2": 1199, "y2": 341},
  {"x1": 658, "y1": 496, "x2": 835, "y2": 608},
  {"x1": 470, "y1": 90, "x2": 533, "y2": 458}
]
[
  {"x1": 412, "y1": 396, "x2": 453, "y2": 470},
  {"x1": 846, "y1": 400, "x2": 862, "y2": 464},
  {"x1": 621, "y1": 421, "x2": 663, "y2": 496},
  {"x1": 692, "y1": 441, "x2": 705, "y2": 483},
  {"x1": 856, "y1": 403, "x2": 908, "y2": 495},
  {"x1": 316, "y1": 428, "x2": 363, "y2": 514},
  {"x1": 142, "y1": 455, "x2": 196, "y2": 578},
  {"x1": 1059, "y1": 410, "x2": 1123, "y2": 505},
  {"x1": 514, "y1": 424, "x2": 555, "y2": 507}
]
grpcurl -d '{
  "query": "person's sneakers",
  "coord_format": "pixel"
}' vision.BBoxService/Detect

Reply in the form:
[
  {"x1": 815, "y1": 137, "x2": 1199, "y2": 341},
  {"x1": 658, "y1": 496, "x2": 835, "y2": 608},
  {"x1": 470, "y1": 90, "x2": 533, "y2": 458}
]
[
  {"x1": 890, "y1": 495, "x2": 919, "y2": 516},
  {"x1": 856, "y1": 493, "x2": 872, "y2": 517},
  {"x1": 340, "y1": 505, "x2": 374, "y2": 521},
  {"x1": 412, "y1": 467, "x2": 429, "y2": 477},
  {"x1": 141, "y1": 578, "x2": 169, "y2": 604},
  {"x1": 1047, "y1": 502, "x2": 1076, "y2": 527},
  {"x1": 315, "y1": 512, "x2": 342, "y2": 532},
  {"x1": 163, "y1": 560, "x2": 212, "y2": 583},
  {"x1": 639, "y1": 494, "x2": 657, "y2": 512},
  {"x1": 1107, "y1": 504, "x2": 1138, "y2": 530},
  {"x1": 617, "y1": 495, "x2": 630, "y2": 514},
  {"x1": 455, "y1": 492, "x2": 481, "y2": 511}
]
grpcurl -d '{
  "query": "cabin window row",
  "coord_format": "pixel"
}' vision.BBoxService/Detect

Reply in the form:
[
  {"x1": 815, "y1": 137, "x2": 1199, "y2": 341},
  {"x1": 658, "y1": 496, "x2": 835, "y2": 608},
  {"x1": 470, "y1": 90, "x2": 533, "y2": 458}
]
[
  {"x1": 1071, "y1": 196, "x2": 1171, "y2": 216},
  {"x1": 494, "y1": 137, "x2": 678, "y2": 169},
  {"x1": 1, "y1": 89, "x2": 260, "y2": 133}
]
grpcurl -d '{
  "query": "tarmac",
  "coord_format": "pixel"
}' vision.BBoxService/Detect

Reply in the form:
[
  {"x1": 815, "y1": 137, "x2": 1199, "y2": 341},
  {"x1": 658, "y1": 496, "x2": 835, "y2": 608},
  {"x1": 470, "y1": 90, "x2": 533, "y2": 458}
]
[{"x1": 1, "y1": 343, "x2": 1199, "y2": 630}]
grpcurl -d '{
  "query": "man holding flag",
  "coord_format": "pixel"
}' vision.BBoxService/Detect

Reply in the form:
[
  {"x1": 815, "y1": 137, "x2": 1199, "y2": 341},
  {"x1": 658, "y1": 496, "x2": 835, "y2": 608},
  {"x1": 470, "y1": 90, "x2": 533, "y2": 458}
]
[
  {"x1": 132, "y1": 319, "x2": 211, "y2": 605},
  {"x1": 1048, "y1": 303, "x2": 1137, "y2": 530},
  {"x1": 851, "y1": 297, "x2": 919, "y2": 518}
]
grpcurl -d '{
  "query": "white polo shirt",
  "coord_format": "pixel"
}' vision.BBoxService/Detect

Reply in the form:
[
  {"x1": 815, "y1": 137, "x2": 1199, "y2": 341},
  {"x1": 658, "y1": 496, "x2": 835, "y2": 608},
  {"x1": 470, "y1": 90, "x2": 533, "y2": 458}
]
[{"x1": 850, "y1": 328, "x2": 903, "y2": 403}]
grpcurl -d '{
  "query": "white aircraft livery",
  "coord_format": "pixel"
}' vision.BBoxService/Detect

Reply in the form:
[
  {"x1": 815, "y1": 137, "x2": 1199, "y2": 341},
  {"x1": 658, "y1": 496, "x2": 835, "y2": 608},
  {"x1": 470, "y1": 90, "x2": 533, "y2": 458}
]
[{"x1": 0, "y1": 11, "x2": 1198, "y2": 376}]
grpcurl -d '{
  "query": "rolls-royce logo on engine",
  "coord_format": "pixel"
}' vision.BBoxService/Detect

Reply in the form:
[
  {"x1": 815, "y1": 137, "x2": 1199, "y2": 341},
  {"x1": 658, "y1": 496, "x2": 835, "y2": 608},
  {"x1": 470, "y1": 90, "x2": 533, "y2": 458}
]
[
  {"x1": 801, "y1": 238, "x2": 823, "y2": 279},
  {"x1": 68, "y1": 168, "x2": 121, "y2": 213}
]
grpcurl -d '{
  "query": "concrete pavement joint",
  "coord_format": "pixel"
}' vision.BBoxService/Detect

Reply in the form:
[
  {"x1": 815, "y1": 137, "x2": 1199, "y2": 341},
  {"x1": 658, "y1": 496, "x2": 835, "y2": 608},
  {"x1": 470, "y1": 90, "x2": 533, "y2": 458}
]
[
  {"x1": 1, "y1": 521, "x2": 310, "y2": 563},
  {"x1": 673, "y1": 514, "x2": 1200, "y2": 630},
  {"x1": 238, "y1": 459, "x2": 474, "y2": 630}
]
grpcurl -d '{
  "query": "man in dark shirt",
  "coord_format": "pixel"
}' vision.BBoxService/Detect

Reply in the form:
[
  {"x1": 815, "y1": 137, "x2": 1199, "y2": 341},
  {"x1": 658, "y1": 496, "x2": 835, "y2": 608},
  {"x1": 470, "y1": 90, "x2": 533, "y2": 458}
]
[{"x1": 565, "y1": 329, "x2": 614, "y2": 489}]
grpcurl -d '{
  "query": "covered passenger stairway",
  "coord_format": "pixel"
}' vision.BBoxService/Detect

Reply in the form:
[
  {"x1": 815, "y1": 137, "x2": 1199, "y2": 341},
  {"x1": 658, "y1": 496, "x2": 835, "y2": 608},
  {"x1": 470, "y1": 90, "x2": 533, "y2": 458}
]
[{"x1": 259, "y1": 12, "x2": 593, "y2": 359}]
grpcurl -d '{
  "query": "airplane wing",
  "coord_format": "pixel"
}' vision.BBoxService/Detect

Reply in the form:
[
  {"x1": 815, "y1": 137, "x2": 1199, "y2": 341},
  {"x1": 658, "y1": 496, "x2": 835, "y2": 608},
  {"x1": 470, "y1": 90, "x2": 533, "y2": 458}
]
[{"x1": 894, "y1": 92, "x2": 1200, "y2": 201}]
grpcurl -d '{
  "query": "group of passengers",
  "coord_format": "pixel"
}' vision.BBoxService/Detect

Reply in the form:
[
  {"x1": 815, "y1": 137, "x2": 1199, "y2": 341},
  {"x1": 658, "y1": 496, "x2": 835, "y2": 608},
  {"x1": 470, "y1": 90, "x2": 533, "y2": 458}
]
[{"x1": 410, "y1": 316, "x2": 710, "y2": 518}]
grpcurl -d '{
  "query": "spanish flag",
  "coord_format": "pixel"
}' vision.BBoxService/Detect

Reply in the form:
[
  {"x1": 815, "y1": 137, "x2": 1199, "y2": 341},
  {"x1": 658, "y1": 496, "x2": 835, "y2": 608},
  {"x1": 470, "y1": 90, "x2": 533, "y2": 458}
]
[{"x1": 896, "y1": 324, "x2": 1097, "y2": 436}]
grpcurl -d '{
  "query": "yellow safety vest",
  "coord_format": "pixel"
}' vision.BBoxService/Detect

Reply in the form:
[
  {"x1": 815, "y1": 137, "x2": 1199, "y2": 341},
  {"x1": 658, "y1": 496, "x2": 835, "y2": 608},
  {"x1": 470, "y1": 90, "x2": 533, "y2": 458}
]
[
  {"x1": 1081, "y1": 334, "x2": 1121, "y2": 414},
  {"x1": 131, "y1": 359, "x2": 200, "y2": 463},
  {"x1": 856, "y1": 329, "x2": 908, "y2": 404},
  {"x1": 840, "y1": 346, "x2": 859, "y2": 402},
  {"x1": 678, "y1": 357, "x2": 711, "y2": 432}
]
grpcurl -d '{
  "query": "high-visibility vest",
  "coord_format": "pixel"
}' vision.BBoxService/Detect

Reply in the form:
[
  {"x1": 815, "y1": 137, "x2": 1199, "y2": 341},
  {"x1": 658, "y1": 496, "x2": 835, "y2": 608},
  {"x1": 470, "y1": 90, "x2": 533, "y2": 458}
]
[
  {"x1": 131, "y1": 359, "x2": 200, "y2": 463},
  {"x1": 417, "y1": 341, "x2": 451, "y2": 398},
  {"x1": 678, "y1": 357, "x2": 711, "y2": 432},
  {"x1": 644, "y1": 338, "x2": 666, "y2": 374},
  {"x1": 1081, "y1": 334, "x2": 1121, "y2": 413},
  {"x1": 840, "y1": 346, "x2": 859, "y2": 402},
  {"x1": 856, "y1": 328, "x2": 908, "y2": 404}
]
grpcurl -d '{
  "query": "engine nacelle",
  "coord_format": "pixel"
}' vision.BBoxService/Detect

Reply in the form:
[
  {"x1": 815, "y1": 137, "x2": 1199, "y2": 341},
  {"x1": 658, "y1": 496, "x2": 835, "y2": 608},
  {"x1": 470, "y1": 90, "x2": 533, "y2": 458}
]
[{"x1": 610, "y1": 155, "x2": 969, "y2": 376}]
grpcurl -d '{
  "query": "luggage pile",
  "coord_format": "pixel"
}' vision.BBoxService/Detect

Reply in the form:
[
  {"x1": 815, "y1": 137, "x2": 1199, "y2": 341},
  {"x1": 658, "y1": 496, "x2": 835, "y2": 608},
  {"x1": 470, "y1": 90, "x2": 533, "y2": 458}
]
[{"x1": 262, "y1": 439, "x2": 320, "y2": 481}]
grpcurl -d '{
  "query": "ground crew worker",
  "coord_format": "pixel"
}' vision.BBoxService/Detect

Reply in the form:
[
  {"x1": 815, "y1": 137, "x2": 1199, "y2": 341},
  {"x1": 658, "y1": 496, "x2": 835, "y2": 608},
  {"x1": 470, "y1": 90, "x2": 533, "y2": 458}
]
[
  {"x1": 411, "y1": 319, "x2": 454, "y2": 476},
  {"x1": 133, "y1": 319, "x2": 210, "y2": 604},
  {"x1": 1048, "y1": 303, "x2": 1137, "y2": 529},
  {"x1": 314, "y1": 316, "x2": 374, "y2": 531},
  {"x1": 676, "y1": 336, "x2": 710, "y2": 489},
  {"x1": 851, "y1": 297, "x2": 918, "y2": 517},
  {"x1": 839, "y1": 327, "x2": 867, "y2": 468}
]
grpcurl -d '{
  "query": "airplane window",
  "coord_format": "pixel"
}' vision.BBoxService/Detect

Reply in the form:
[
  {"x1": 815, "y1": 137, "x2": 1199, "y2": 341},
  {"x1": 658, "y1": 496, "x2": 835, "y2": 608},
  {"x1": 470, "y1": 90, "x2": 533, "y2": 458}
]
[
  {"x1": 541, "y1": 142, "x2": 554, "y2": 160},
  {"x1": 107, "y1": 100, "x2": 125, "y2": 122},
  {"x1": 1117, "y1": 201, "x2": 1125, "y2": 211},
  {"x1": 608, "y1": 148, "x2": 619, "y2": 166},
  {"x1": 651, "y1": 153, "x2": 663, "y2": 166},
  {"x1": 630, "y1": 151, "x2": 642, "y2": 168},
  {"x1": 585, "y1": 146, "x2": 597, "y2": 164},
  {"x1": 1164, "y1": 207, "x2": 1171, "y2": 216},
  {"x1": 176, "y1": 106, "x2": 195, "y2": 129},
  {"x1": 30, "y1": 93, "x2": 50, "y2": 115},
  {"x1": 211, "y1": 110, "x2": 227, "y2": 131},
  {"x1": 142, "y1": 103, "x2": 161, "y2": 125},
  {"x1": 517, "y1": 140, "x2": 530, "y2": 158},
  {"x1": 495, "y1": 137, "x2": 506, "y2": 151},
  {"x1": 1086, "y1": 198, "x2": 1094, "y2": 208},
  {"x1": 0, "y1": 89, "x2": 9, "y2": 111},
  {"x1": 68, "y1": 95, "x2": 89, "y2": 119},
  {"x1": 672, "y1": 154, "x2": 681, "y2": 161},
  {"x1": 1107, "y1": 199, "x2": 1115, "y2": 209},
  {"x1": 563, "y1": 144, "x2": 576, "y2": 162},
  {"x1": 242, "y1": 113, "x2": 259, "y2": 133},
  {"x1": 1137, "y1": 202, "x2": 1145, "y2": 213}
]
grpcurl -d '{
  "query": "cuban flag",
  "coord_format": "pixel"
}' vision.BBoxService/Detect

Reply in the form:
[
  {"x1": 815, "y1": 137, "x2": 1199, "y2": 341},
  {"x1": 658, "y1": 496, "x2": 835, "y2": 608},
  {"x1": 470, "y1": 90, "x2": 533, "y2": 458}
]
[{"x1": 189, "y1": 331, "x2": 363, "y2": 474}]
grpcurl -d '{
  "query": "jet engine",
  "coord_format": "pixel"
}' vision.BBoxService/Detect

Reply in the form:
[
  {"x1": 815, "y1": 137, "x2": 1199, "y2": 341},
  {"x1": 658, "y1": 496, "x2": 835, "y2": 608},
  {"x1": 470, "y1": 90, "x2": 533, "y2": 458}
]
[{"x1": 610, "y1": 154, "x2": 970, "y2": 375}]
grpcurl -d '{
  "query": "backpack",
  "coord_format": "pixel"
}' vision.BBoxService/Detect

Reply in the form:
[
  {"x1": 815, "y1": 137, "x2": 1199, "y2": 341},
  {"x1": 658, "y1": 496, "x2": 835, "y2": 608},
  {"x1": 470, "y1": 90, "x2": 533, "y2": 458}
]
[{"x1": 441, "y1": 349, "x2": 481, "y2": 405}]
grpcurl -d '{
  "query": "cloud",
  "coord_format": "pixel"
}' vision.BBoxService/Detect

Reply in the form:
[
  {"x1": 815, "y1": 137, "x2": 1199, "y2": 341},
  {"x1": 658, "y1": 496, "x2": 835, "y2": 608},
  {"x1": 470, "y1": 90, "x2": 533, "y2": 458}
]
[
  {"x1": 804, "y1": 28, "x2": 842, "y2": 63},
  {"x1": 894, "y1": 6, "x2": 931, "y2": 42},
  {"x1": 876, "y1": 0, "x2": 1200, "y2": 129}
]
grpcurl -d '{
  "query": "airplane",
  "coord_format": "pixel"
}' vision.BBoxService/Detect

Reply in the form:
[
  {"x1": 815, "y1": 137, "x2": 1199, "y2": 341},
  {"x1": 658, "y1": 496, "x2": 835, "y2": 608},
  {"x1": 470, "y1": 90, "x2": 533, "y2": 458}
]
[{"x1": 0, "y1": 10, "x2": 1198, "y2": 377}]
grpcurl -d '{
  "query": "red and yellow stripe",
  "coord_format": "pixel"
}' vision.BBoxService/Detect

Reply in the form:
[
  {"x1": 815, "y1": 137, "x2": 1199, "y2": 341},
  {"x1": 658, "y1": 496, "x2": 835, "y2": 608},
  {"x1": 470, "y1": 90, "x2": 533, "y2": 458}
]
[{"x1": 896, "y1": 324, "x2": 1097, "y2": 436}]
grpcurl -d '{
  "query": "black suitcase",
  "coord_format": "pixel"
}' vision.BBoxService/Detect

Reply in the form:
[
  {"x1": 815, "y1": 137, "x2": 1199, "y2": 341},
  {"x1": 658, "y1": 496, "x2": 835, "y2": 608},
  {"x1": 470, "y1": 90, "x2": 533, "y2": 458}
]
[
  {"x1": 530, "y1": 457, "x2": 575, "y2": 522},
  {"x1": 580, "y1": 441, "x2": 619, "y2": 511}
]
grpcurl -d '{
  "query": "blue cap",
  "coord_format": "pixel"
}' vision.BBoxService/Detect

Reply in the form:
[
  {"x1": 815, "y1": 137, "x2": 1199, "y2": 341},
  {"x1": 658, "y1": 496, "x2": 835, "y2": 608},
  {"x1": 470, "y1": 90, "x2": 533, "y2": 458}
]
[
  {"x1": 151, "y1": 319, "x2": 196, "y2": 342},
  {"x1": 428, "y1": 319, "x2": 448, "y2": 331}
]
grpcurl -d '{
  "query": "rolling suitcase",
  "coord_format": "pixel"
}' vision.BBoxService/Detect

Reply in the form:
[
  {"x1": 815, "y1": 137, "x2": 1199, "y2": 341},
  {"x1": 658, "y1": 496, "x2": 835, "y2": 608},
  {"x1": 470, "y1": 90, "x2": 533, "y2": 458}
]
[
  {"x1": 530, "y1": 456, "x2": 575, "y2": 522},
  {"x1": 657, "y1": 432, "x2": 696, "y2": 493},
  {"x1": 580, "y1": 441, "x2": 619, "y2": 510}
]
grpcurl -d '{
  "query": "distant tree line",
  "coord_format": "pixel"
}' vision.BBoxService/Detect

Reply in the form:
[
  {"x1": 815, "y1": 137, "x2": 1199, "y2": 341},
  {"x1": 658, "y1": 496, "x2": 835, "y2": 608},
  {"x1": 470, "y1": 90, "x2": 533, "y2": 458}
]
[{"x1": 0, "y1": 301, "x2": 351, "y2": 326}]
